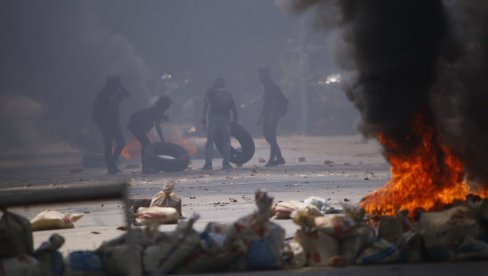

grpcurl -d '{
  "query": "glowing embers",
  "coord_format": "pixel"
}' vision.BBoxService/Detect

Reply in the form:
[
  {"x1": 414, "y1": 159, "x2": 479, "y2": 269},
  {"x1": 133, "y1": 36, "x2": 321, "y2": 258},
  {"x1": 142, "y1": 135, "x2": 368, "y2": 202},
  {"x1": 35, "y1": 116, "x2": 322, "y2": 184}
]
[{"x1": 360, "y1": 114, "x2": 473, "y2": 217}]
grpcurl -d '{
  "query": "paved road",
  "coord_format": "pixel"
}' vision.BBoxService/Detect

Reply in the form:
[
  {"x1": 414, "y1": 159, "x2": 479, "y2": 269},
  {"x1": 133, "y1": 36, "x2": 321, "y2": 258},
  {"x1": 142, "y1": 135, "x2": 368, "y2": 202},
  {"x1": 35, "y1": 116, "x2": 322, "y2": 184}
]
[{"x1": 2, "y1": 135, "x2": 487, "y2": 275}]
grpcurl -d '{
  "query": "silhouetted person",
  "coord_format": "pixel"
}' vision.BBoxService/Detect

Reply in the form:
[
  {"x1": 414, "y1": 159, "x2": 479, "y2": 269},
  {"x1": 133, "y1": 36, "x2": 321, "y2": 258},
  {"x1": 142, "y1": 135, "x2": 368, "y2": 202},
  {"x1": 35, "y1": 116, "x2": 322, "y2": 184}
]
[
  {"x1": 258, "y1": 67, "x2": 287, "y2": 167},
  {"x1": 202, "y1": 78, "x2": 237, "y2": 170},
  {"x1": 127, "y1": 95, "x2": 172, "y2": 172},
  {"x1": 92, "y1": 76, "x2": 130, "y2": 174}
]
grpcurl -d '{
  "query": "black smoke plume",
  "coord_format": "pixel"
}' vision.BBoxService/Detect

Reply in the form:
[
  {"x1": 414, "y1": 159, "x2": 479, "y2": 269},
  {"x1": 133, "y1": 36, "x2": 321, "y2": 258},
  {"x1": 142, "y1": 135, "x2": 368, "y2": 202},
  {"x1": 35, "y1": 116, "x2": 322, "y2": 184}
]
[{"x1": 289, "y1": 0, "x2": 488, "y2": 188}]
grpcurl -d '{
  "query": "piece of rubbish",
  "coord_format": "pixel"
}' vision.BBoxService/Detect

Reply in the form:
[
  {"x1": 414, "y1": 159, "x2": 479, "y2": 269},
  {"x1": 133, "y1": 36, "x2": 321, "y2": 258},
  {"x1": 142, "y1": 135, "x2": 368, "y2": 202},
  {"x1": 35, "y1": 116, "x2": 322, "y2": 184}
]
[
  {"x1": 64, "y1": 251, "x2": 104, "y2": 276},
  {"x1": 135, "y1": 206, "x2": 179, "y2": 225},
  {"x1": 116, "y1": 226, "x2": 127, "y2": 231},
  {"x1": 150, "y1": 180, "x2": 182, "y2": 217},
  {"x1": 31, "y1": 210, "x2": 83, "y2": 231},
  {"x1": 229, "y1": 198, "x2": 238, "y2": 203},
  {"x1": 0, "y1": 209, "x2": 34, "y2": 258},
  {"x1": 190, "y1": 196, "x2": 196, "y2": 199},
  {"x1": 91, "y1": 231, "x2": 100, "y2": 235},
  {"x1": 298, "y1": 157, "x2": 306, "y2": 162},
  {"x1": 324, "y1": 160, "x2": 334, "y2": 166}
]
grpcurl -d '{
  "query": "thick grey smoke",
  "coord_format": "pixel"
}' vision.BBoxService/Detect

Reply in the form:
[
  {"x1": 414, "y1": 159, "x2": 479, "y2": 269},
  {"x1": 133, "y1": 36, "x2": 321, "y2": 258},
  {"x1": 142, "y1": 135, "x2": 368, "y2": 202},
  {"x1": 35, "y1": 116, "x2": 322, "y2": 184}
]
[
  {"x1": 291, "y1": 0, "x2": 488, "y2": 187},
  {"x1": 435, "y1": 1, "x2": 488, "y2": 187},
  {"x1": 0, "y1": 1, "x2": 151, "y2": 152}
]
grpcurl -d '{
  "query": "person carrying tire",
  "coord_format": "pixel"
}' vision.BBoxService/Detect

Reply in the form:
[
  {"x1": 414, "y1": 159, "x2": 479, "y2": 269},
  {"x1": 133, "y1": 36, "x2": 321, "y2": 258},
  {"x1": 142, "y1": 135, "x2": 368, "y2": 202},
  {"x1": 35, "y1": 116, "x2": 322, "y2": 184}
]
[
  {"x1": 127, "y1": 95, "x2": 172, "y2": 172},
  {"x1": 257, "y1": 67, "x2": 287, "y2": 167},
  {"x1": 92, "y1": 76, "x2": 130, "y2": 174},
  {"x1": 202, "y1": 78, "x2": 238, "y2": 170}
]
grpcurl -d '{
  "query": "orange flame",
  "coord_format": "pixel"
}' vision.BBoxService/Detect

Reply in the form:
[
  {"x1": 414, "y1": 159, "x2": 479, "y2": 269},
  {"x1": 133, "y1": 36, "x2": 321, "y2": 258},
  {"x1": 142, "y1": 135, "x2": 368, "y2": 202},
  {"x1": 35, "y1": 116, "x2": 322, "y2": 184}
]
[
  {"x1": 121, "y1": 139, "x2": 141, "y2": 160},
  {"x1": 360, "y1": 113, "x2": 487, "y2": 217}
]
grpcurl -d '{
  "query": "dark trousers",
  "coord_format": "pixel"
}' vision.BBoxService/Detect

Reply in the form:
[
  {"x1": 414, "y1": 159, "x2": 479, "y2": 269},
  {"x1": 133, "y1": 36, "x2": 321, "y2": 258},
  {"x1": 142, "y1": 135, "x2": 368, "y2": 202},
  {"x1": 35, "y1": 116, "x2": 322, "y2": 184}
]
[
  {"x1": 128, "y1": 126, "x2": 150, "y2": 165},
  {"x1": 98, "y1": 124, "x2": 125, "y2": 171},
  {"x1": 263, "y1": 116, "x2": 282, "y2": 162},
  {"x1": 205, "y1": 115, "x2": 231, "y2": 166}
]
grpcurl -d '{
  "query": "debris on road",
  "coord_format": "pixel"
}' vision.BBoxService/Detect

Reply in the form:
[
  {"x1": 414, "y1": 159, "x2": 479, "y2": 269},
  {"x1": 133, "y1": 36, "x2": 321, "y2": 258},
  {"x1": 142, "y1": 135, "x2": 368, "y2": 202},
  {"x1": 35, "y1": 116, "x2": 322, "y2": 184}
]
[{"x1": 30, "y1": 210, "x2": 83, "y2": 231}]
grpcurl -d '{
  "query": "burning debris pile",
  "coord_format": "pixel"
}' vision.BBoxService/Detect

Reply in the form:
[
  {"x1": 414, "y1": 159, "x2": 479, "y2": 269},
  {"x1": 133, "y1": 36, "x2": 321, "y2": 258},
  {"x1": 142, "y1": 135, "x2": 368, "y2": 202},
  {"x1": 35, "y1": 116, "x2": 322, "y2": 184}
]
[{"x1": 288, "y1": 0, "x2": 488, "y2": 217}]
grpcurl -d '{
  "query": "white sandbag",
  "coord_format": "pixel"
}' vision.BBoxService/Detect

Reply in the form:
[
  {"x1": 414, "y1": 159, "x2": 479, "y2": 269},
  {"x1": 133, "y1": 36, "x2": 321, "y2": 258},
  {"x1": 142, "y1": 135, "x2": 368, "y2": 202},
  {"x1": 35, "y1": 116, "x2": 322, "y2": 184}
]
[
  {"x1": 150, "y1": 181, "x2": 182, "y2": 216},
  {"x1": 294, "y1": 229, "x2": 339, "y2": 267},
  {"x1": 0, "y1": 255, "x2": 40, "y2": 276},
  {"x1": 30, "y1": 210, "x2": 83, "y2": 231},
  {"x1": 419, "y1": 205, "x2": 481, "y2": 253},
  {"x1": 135, "y1": 206, "x2": 179, "y2": 225}
]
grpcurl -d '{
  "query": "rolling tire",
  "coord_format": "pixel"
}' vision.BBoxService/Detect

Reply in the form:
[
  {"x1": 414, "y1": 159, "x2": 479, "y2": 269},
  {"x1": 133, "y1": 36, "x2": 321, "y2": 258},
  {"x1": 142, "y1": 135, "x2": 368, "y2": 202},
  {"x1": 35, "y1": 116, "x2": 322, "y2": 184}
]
[
  {"x1": 143, "y1": 142, "x2": 190, "y2": 172},
  {"x1": 215, "y1": 123, "x2": 255, "y2": 165}
]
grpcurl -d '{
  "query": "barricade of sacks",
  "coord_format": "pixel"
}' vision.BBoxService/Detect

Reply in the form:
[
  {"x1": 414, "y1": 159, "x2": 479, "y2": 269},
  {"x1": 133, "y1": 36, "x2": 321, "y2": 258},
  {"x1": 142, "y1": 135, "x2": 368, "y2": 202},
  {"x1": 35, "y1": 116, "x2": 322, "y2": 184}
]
[
  {"x1": 279, "y1": 195, "x2": 488, "y2": 268},
  {"x1": 4, "y1": 193, "x2": 488, "y2": 275}
]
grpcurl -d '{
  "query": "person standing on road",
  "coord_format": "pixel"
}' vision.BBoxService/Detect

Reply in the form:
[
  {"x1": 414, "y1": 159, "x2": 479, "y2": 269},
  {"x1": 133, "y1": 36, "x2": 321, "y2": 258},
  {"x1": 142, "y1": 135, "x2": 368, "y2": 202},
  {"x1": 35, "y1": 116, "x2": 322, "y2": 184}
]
[
  {"x1": 202, "y1": 78, "x2": 238, "y2": 170},
  {"x1": 257, "y1": 67, "x2": 287, "y2": 167},
  {"x1": 92, "y1": 76, "x2": 130, "y2": 174},
  {"x1": 127, "y1": 95, "x2": 172, "y2": 172}
]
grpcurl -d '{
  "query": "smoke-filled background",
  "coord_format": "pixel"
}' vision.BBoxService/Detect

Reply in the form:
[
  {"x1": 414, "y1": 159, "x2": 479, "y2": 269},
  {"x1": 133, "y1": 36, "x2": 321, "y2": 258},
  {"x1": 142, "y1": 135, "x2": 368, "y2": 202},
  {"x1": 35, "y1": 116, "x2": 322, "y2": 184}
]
[
  {"x1": 0, "y1": 0, "x2": 359, "y2": 165},
  {"x1": 289, "y1": 0, "x2": 488, "y2": 187}
]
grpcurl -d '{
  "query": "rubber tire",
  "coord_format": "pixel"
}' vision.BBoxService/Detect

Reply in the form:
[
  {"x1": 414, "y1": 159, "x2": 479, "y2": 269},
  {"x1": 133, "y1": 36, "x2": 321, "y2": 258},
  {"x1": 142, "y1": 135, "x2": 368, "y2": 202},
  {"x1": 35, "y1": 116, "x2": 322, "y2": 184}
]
[
  {"x1": 143, "y1": 142, "x2": 190, "y2": 172},
  {"x1": 215, "y1": 123, "x2": 255, "y2": 165}
]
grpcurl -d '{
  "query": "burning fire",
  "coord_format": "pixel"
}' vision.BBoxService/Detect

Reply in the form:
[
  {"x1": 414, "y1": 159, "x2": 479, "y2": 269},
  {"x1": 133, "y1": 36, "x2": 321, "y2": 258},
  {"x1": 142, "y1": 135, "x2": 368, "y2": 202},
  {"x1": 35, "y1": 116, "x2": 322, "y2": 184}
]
[
  {"x1": 360, "y1": 113, "x2": 487, "y2": 217},
  {"x1": 121, "y1": 139, "x2": 141, "y2": 160}
]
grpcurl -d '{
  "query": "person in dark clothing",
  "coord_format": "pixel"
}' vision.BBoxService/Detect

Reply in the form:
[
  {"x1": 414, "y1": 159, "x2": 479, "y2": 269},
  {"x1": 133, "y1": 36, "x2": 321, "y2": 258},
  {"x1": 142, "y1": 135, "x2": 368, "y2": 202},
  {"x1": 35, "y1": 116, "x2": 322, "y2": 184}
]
[
  {"x1": 127, "y1": 95, "x2": 172, "y2": 171},
  {"x1": 92, "y1": 76, "x2": 130, "y2": 174},
  {"x1": 258, "y1": 67, "x2": 286, "y2": 167},
  {"x1": 202, "y1": 78, "x2": 237, "y2": 170}
]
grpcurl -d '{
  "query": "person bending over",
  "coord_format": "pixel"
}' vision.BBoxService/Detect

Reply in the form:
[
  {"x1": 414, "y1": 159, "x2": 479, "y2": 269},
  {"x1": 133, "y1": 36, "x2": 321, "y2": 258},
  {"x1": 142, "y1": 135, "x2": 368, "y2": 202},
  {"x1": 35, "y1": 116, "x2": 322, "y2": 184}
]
[{"x1": 127, "y1": 95, "x2": 172, "y2": 172}]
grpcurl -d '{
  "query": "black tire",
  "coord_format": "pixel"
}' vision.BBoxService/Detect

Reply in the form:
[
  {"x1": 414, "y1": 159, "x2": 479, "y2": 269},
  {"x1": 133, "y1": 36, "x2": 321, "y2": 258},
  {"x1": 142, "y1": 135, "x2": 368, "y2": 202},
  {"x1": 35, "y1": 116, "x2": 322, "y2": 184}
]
[
  {"x1": 143, "y1": 142, "x2": 190, "y2": 172},
  {"x1": 215, "y1": 123, "x2": 255, "y2": 165}
]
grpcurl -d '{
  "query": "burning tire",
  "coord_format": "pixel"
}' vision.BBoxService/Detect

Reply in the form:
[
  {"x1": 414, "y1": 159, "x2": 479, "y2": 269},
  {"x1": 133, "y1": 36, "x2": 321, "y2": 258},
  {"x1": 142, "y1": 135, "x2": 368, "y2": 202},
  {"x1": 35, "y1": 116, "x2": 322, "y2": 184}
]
[
  {"x1": 143, "y1": 142, "x2": 190, "y2": 172},
  {"x1": 215, "y1": 123, "x2": 255, "y2": 165}
]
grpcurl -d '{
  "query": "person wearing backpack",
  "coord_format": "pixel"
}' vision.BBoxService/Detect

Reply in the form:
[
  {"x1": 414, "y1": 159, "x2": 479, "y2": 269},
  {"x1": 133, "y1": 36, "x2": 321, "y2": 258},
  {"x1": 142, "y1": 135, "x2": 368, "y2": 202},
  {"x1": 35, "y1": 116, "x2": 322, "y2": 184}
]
[
  {"x1": 257, "y1": 67, "x2": 287, "y2": 167},
  {"x1": 92, "y1": 77, "x2": 130, "y2": 174},
  {"x1": 201, "y1": 78, "x2": 238, "y2": 170}
]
